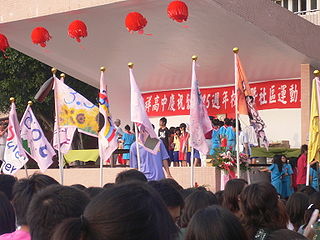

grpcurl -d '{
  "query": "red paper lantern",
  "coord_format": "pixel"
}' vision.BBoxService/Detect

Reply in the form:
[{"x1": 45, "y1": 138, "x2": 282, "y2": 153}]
[
  {"x1": 31, "y1": 27, "x2": 51, "y2": 47},
  {"x1": 0, "y1": 34, "x2": 9, "y2": 53},
  {"x1": 167, "y1": 1, "x2": 188, "y2": 23},
  {"x1": 125, "y1": 12, "x2": 147, "y2": 34},
  {"x1": 68, "y1": 20, "x2": 88, "y2": 42}
]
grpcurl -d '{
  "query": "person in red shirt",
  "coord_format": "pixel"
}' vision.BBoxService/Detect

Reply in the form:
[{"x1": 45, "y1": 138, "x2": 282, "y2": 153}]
[{"x1": 296, "y1": 144, "x2": 308, "y2": 189}]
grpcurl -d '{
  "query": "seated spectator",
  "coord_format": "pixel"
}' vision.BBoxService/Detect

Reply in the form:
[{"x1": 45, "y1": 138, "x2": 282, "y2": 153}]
[
  {"x1": 286, "y1": 192, "x2": 309, "y2": 232},
  {"x1": 268, "y1": 229, "x2": 308, "y2": 240},
  {"x1": 0, "y1": 192, "x2": 15, "y2": 235},
  {"x1": 0, "y1": 174, "x2": 16, "y2": 201},
  {"x1": 148, "y1": 181, "x2": 184, "y2": 223},
  {"x1": 84, "y1": 187, "x2": 104, "y2": 199},
  {"x1": 297, "y1": 186, "x2": 316, "y2": 197},
  {"x1": 160, "y1": 178, "x2": 183, "y2": 191},
  {"x1": 185, "y1": 205, "x2": 249, "y2": 240},
  {"x1": 103, "y1": 183, "x2": 114, "y2": 189},
  {"x1": 240, "y1": 182, "x2": 287, "y2": 239},
  {"x1": 222, "y1": 179, "x2": 248, "y2": 218},
  {"x1": 115, "y1": 169, "x2": 147, "y2": 184},
  {"x1": 70, "y1": 184, "x2": 86, "y2": 191},
  {"x1": 0, "y1": 173, "x2": 59, "y2": 240},
  {"x1": 52, "y1": 182, "x2": 178, "y2": 240},
  {"x1": 26, "y1": 185, "x2": 90, "y2": 240}
]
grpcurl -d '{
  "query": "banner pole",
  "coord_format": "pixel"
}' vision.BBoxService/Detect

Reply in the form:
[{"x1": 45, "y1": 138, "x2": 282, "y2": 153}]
[
  {"x1": 24, "y1": 164, "x2": 28, "y2": 177},
  {"x1": 234, "y1": 48, "x2": 240, "y2": 178},
  {"x1": 53, "y1": 68, "x2": 64, "y2": 185},
  {"x1": 134, "y1": 123, "x2": 141, "y2": 171},
  {"x1": 306, "y1": 163, "x2": 310, "y2": 186},
  {"x1": 190, "y1": 147, "x2": 195, "y2": 187}
]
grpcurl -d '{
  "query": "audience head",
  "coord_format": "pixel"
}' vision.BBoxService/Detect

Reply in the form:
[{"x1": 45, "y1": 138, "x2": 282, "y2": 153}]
[
  {"x1": 71, "y1": 184, "x2": 87, "y2": 191},
  {"x1": 0, "y1": 174, "x2": 17, "y2": 201},
  {"x1": 297, "y1": 186, "x2": 316, "y2": 196},
  {"x1": 268, "y1": 229, "x2": 308, "y2": 240},
  {"x1": 240, "y1": 182, "x2": 285, "y2": 238},
  {"x1": 180, "y1": 188, "x2": 198, "y2": 200},
  {"x1": 124, "y1": 124, "x2": 131, "y2": 132},
  {"x1": 103, "y1": 183, "x2": 114, "y2": 189},
  {"x1": 160, "y1": 178, "x2": 183, "y2": 191},
  {"x1": 286, "y1": 192, "x2": 309, "y2": 231},
  {"x1": 159, "y1": 117, "x2": 167, "y2": 127},
  {"x1": 180, "y1": 189, "x2": 218, "y2": 228},
  {"x1": 215, "y1": 190, "x2": 224, "y2": 205},
  {"x1": 52, "y1": 182, "x2": 178, "y2": 240},
  {"x1": 115, "y1": 169, "x2": 147, "y2": 184},
  {"x1": 222, "y1": 179, "x2": 248, "y2": 215},
  {"x1": 148, "y1": 181, "x2": 184, "y2": 223},
  {"x1": 185, "y1": 206, "x2": 249, "y2": 240},
  {"x1": 174, "y1": 127, "x2": 181, "y2": 135},
  {"x1": 303, "y1": 192, "x2": 320, "y2": 228},
  {"x1": 12, "y1": 173, "x2": 59, "y2": 226},
  {"x1": 281, "y1": 155, "x2": 288, "y2": 163},
  {"x1": 0, "y1": 192, "x2": 15, "y2": 235},
  {"x1": 179, "y1": 123, "x2": 187, "y2": 132},
  {"x1": 169, "y1": 127, "x2": 175, "y2": 134},
  {"x1": 27, "y1": 185, "x2": 90, "y2": 240},
  {"x1": 114, "y1": 119, "x2": 121, "y2": 127},
  {"x1": 84, "y1": 187, "x2": 104, "y2": 199}
]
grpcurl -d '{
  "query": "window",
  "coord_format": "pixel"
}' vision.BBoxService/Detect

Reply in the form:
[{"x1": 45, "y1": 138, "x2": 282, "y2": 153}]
[
  {"x1": 293, "y1": 0, "x2": 298, "y2": 12},
  {"x1": 301, "y1": 0, "x2": 306, "y2": 11},
  {"x1": 311, "y1": 0, "x2": 317, "y2": 10},
  {"x1": 283, "y1": 0, "x2": 289, "y2": 8}
]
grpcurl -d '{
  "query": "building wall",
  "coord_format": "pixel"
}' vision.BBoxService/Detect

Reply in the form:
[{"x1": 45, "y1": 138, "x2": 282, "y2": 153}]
[{"x1": 149, "y1": 108, "x2": 302, "y2": 148}]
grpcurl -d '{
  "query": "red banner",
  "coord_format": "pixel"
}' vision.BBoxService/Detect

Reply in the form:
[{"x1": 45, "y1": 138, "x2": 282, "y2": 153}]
[{"x1": 142, "y1": 79, "x2": 301, "y2": 117}]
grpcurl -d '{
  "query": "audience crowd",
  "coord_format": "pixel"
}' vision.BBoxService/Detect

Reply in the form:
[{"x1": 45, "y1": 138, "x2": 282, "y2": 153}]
[{"x1": 0, "y1": 168, "x2": 319, "y2": 240}]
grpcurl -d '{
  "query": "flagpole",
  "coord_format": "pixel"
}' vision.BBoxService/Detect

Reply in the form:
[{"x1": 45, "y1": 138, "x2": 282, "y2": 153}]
[
  {"x1": 233, "y1": 47, "x2": 240, "y2": 179},
  {"x1": 190, "y1": 147, "x2": 195, "y2": 187},
  {"x1": 99, "y1": 67, "x2": 105, "y2": 187},
  {"x1": 53, "y1": 68, "x2": 64, "y2": 185}
]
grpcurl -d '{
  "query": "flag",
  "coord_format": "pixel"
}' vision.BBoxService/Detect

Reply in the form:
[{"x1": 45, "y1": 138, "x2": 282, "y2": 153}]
[
  {"x1": 98, "y1": 69, "x2": 118, "y2": 162},
  {"x1": 2, "y1": 102, "x2": 28, "y2": 175},
  {"x1": 308, "y1": 77, "x2": 320, "y2": 163},
  {"x1": 129, "y1": 67, "x2": 160, "y2": 154},
  {"x1": 189, "y1": 59, "x2": 212, "y2": 155},
  {"x1": 20, "y1": 105, "x2": 55, "y2": 172},
  {"x1": 235, "y1": 52, "x2": 269, "y2": 149}
]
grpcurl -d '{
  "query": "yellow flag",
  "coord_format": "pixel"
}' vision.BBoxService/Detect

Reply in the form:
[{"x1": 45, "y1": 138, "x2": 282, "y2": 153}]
[{"x1": 308, "y1": 77, "x2": 320, "y2": 163}]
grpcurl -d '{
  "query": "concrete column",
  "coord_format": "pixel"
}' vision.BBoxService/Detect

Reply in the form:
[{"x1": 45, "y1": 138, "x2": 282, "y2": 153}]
[
  {"x1": 307, "y1": 0, "x2": 311, "y2": 11},
  {"x1": 298, "y1": 0, "x2": 302, "y2": 11},
  {"x1": 301, "y1": 64, "x2": 315, "y2": 145},
  {"x1": 288, "y1": 0, "x2": 293, "y2": 10},
  {"x1": 317, "y1": 0, "x2": 320, "y2": 9}
]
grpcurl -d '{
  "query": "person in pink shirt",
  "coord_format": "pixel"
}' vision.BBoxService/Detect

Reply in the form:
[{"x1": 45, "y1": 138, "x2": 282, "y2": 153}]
[
  {"x1": 296, "y1": 144, "x2": 308, "y2": 189},
  {"x1": 0, "y1": 174, "x2": 59, "y2": 240}
]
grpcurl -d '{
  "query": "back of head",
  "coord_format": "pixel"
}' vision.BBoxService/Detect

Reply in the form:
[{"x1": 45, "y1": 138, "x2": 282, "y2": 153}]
[
  {"x1": 222, "y1": 179, "x2": 247, "y2": 213},
  {"x1": 52, "y1": 182, "x2": 177, "y2": 240},
  {"x1": 71, "y1": 184, "x2": 87, "y2": 191},
  {"x1": 240, "y1": 182, "x2": 284, "y2": 238},
  {"x1": 286, "y1": 192, "x2": 309, "y2": 231},
  {"x1": 103, "y1": 183, "x2": 114, "y2": 189},
  {"x1": 0, "y1": 192, "x2": 15, "y2": 235},
  {"x1": 215, "y1": 190, "x2": 224, "y2": 205},
  {"x1": 27, "y1": 185, "x2": 90, "y2": 240},
  {"x1": 159, "y1": 178, "x2": 183, "y2": 191},
  {"x1": 185, "y1": 206, "x2": 248, "y2": 240},
  {"x1": 268, "y1": 229, "x2": 308, "y2": 240},
  {"x1": 12, "y1": 173, "x2": 59, "y2": 226},
  {"x1": 115, "y1": 169, "x2": 147, "y2": 184},
  {"x1": 0, "y1": 174, "x2": 17, "y2": 201},
  {"x1": 180, "y1": 189, "x2": 218, "y2": 228},
  {"x1": 297, "y1": 186, "x2": 316, "y2": 196},
  {"x1": 84, "y1": 187, "x2": 104, "y2": 199},
  {"x1": 180, "y1": 188, "x2": 198, "y2": 200}
]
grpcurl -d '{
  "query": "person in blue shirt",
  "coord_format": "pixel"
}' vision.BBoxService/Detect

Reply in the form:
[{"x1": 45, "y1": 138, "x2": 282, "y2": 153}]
[
  {"x1": 225, "y1": 119, "x2": 236, "y2": 151},
  {"x1": 260, "y1": 155, "x2": 283, "y2": 195},
  {"x1": 121, "y1": 125, "x2": 136, "y2": 166},
  {"x1": 281, "y1": 155, "x2": 294, "y2": 198},
  {"x1": 310, "y1": 162, "x2": 319, "y2": 191},
  {"x1": 209, "y1": 119, "x2": 221, "y2": 156}
]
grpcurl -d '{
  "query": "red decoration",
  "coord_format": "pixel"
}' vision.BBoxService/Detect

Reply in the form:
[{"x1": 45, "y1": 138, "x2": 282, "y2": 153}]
[
  {"x1": 68, "y1": 20, "x2": 88, "y2": 42},
  {"x1": 167, "y1": 1, "x2": 188, "y2": 23},
  {"x1": 31, "y1": 27, "x2": 51, "y2": 47},
  {"x1": 0, "y1": 34, "x2": 9, "y2": 54},
  {"x1": 125, "y1": 12, "x2": 147, "y2": 34}
]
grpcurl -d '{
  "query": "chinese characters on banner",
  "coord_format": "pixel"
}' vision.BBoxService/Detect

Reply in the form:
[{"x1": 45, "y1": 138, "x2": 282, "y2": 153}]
[{"x1": 142, "y1": 79, "x2": 301, "y2": 117}]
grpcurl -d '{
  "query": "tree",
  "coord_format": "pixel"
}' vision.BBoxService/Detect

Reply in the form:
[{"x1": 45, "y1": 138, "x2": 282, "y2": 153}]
[{"x1": 0, "y1": 48, "x2": 98, "y2": 133}]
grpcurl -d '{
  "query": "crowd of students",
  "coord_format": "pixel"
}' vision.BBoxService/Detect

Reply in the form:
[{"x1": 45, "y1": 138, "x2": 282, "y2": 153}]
[{"x1": 0, "y1": 170, "x2": 319, "y2": 240}]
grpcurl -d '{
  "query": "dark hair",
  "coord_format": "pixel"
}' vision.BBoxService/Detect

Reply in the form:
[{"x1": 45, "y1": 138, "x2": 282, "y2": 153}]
[
  {"x1": 224, "y1": 118, "x2": 232, "y2": 126},
  {"x1": 0, "y1": 192, "x2": 15, "y2": 235},
  {"x1": 273, "y1": 155, "x2": 283, "y2": 173},
  {"x1": 115, "y1": 169, "x2": 147, "y2": 184},
  {"x1": 185, "y1": 206, "x2": 248, "y2": 240},
  {"x1": 84, "y1": 187, "x2": 104, "y2": 199},
  {"x1": 0, "y1": 174, "x2": 17, "y2": 201},
  {"x1": 286, "y1": 192, "x2": 309, "y2": 231},
  {"x1": 180, "y1": 188, "x2": 198, "y2": 200},
  {"x1": 12, "y1": 173, "x2": 59, "y2": 226},
  {"x1": 175, "y1": 127, "x2": 181, "y2": 135},
  {"x1": 159, "y1": 178, "x2": 183, "y2": 191},
  {"x1": 27, "y1": 185, "x2": 90, "y2": 240},
  {"x1": 300, "y1": 144, "x2": 308, "y2": 155},
  {"x1": 297, "y1": 186, "x2": 316, "y2": 196},
  {"x1": 222, "y1": 179, "x2": 247, "y2": 213},
  {"x1": 303, "y1": 192, "x2": 320, "y2": 228},
  {"x1": 160, "y1": 117, "x2": 167, "y2": 125},
  {"x1": 215, "y1": 190, "x2": 224, "y2": 205},
  {"x1": 268, "y1": 229, "x2": 308, "y2": 240},
  {"x1": 180, "y1": 190, "x2": 218, "y2": 228},
  {"x1": 71, "y1": 184, "x2": 87, "y2": 191},
  {"x1": 179, "y1": 123, "x2": 186, "y2": 129},
  {"x1": 52, "y1": 182, "x2": 178, "y2": 240},
  {"x1": 240, "y1": 182, "x2": 285, "y2": 238},
  {"x1": 103, "y1": 183, "x2": 114, "y2": 189},
  {"x1": 288, "y1": 157, "x2": 298, "y2": 169},
  {"x1": 169, "y1": 127, "x2": 176, "y2": 134},
  {"x1": 124, "y1": 124, "x2": 130, "y2": 131},
  {"x1": 148, "y1": 181, "x2": 184, "y2": 208}
]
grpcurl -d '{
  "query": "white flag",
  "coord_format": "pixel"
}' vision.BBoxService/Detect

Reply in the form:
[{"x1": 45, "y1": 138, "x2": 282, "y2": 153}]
[
  {"x1": 129, "y1": 68, "x2": 160, "y2": 154},
  {"x1": 189, "y1": 59, "x2": 212, "y2": 155},
  {"x1": 20, "y1": 105, "x2": 55, "y2": 172},
  {"x1": 2, "y1": 102, "x2": 28, "y2": 175}
]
